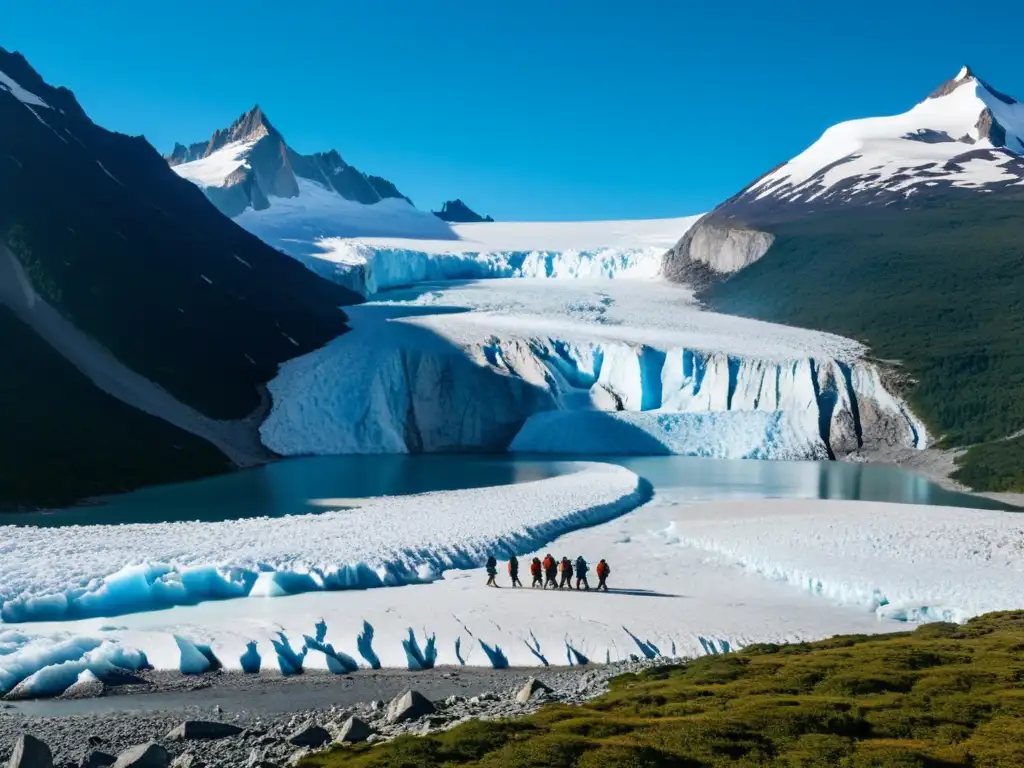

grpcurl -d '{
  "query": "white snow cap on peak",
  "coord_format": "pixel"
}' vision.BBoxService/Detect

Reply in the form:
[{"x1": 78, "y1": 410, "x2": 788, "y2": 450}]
[{"x1": 955, "y1": 65, "x2": 972, "y2": 82}]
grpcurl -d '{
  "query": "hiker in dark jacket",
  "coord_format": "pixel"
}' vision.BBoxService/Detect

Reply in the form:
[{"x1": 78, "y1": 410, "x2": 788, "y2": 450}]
[
  {"x1": 575, "y1": 556, "x2": 590, "y2": 590},
  {"x1": 508, "y1": 555, "x2": 523, "y2": 588},
  {"x1": 542, "y1": 553, "x2": 558, "y2": 589},
  {"x1": 558, "y1": 557, "x2": 575, "y2": 589},
  {"x1": 485, "y1": 555, "x2": 498, "y2": 587},
  {"x1": 530, "y1": 557, "x2": 543, "y2": 588}
]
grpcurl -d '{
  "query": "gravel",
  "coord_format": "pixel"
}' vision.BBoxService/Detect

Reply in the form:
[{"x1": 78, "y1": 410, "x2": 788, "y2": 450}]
[{"x1": 0, "y1": 658, "x2": 676, "y2": 767}]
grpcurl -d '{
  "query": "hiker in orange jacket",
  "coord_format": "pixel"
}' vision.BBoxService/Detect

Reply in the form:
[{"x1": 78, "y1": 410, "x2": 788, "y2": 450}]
[
  {"x1": 530, "y1": 557, "x2": 543, "y2": 588},
  {"x1": 596, "y1": 558, "x2": 610, "y2": 592},
  {"x1": 508, "y1": 555, "x2": 523, "y2": 588},
  {"x1": 542, "y1": 553, "x2": 558, "y2": 589},
  {"x1": 558, "y1": 557, "x2": 575, "y2": 590}
]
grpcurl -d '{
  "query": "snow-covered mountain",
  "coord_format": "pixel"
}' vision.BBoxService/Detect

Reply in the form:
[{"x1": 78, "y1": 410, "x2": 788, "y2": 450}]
[
  {"x1": 168, "y1": 107, "x2": 455, "y2": 249},
  {"x1": 665, "y1": 66, "x2": 1024, "y2": 280}
]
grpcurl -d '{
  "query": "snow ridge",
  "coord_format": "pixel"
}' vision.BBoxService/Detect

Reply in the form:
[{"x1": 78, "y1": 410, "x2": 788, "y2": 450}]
[
  {"x1": 743, "y1": 67, "x2": 1024, "y2": 210},
  {"x1": 0, "y1": 464, "x2": 649, "y2": 622}
]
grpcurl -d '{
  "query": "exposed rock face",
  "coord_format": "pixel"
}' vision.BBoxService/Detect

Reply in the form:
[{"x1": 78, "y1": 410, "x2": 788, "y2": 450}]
[
  {"x1": 285, "y1": 724, "x2": 330, "y2": 748},
  {"x1": 111, "y1": 743, "x2": 169, "y2": 768},
  {"x1": 79, "y1": 752, "x2": 116, "y2": 768},
  {"x1": 662, "y1": 215, "x2": 774, "y2": 284},
  {"x1": 165, "y1": 721, "x2": 244, "y2": 741},
  {"x1": 7, "y1": 735, "x2": 52, "y2": 768},
  {"x1": 335, "y1": 716, "x2": 372, "y2": 744},
  {"x1": 433, "y1": 199, "x2": 494, "y2": 223},
  {"x1": 385, "y1": 690, "x2": 436, "y2": 725},
  {"x1": 0, "y1": 46, "x2": 357, "y2": 509},
  {"x1": 167, "y1": 106, "x2": 411, "y2": 217}
]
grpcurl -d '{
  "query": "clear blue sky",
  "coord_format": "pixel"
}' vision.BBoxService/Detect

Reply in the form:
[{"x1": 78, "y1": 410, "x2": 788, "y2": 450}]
[{"x1": 4, "y1": 0, "x2": 1018, "y2": 220}]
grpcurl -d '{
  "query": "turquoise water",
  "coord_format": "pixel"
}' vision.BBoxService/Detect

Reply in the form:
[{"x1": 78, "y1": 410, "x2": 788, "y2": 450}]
[{"x1": 2, "y1": 454, "x2": 1010, "y2": 527}]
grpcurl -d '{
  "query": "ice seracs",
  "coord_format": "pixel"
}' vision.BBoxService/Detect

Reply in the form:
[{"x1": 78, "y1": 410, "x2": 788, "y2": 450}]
[{"x1": 261, "y1": 278, "x2": 924, "y2": 460}]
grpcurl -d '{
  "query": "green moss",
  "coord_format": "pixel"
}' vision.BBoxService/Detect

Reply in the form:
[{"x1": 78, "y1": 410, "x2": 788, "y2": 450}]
[{"x1": 302, "y1": 612, "x2": 1024, "y2": 768}]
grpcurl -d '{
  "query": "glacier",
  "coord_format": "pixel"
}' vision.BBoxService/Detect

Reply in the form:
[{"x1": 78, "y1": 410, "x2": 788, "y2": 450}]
[
  {"x1": 309, "y1": 240, "x2": 669, "y2": 296},
  {"x1": 262, "y1": 314, "x2": 924, "y2": 460},
  {"x1": 0, "y1": 463, "x2": 648, "y2": 622},
  {"x1": 8, "y1": 493, "x2": 1018, "y2": 677},
  {"x1": 509, "y1": 411, "x2": 829, "y2": 460}
]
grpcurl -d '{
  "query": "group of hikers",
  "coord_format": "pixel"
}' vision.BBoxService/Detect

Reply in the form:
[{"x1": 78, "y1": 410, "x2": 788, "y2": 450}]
[{"x1": 484, "y1": 554, "x2": 611, "y2": 591}]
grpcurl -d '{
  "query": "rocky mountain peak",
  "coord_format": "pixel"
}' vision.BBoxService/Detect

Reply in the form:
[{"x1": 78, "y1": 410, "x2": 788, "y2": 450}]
[
  {"x1": 433, "y1": 199, "x2": 493, "y2": 223},
  {"x1": 928, "y1": 65, "x2": 977, "y2": 100},
  {"x1": 224, "y1": 104, "x2": 279, "y2": 143}
]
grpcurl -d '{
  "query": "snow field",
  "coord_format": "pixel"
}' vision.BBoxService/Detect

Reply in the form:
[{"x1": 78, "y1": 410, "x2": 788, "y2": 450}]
[
  {"x1": 171, "y1": 140, "x2": 256, "y2": 188},
  {"x1": 0, "y1": 463, "x2": 649, "y2": 624},
  {"x1": 674, "y1": 499, "x2": 1024, "y2": 623},
  {"x1": 234, "y1": 178, "x2": 455, "y2": 251},
  {"x1": 356, "y1": 215, "x2": 702, "y2": 255},
  {"x1": 19, "y1": 491, "x2": 999, "y2": 685},
  {"x1": 7, "y1": 492, "x2": 1020, "y2": 693},
  {"x1": 0, "y1": 70, "x2": 50, "y2": 109}
]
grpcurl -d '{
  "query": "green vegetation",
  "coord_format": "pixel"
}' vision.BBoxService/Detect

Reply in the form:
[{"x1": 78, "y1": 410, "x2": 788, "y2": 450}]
[
  {"x1": 303, "y1": 611, "x2": 1024, "y2": 768},
  {"x1": 951, "y1": 436, "x2": 1024, "y2": 493},
  {"x1": 701, "y1": 198, "x2": 1024, "y2": 491}
]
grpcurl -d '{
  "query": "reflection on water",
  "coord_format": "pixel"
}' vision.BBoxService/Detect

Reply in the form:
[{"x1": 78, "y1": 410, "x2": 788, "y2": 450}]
[
  {"x1": 3, "y1": 454, "x2": 1011, "y2": 528},
  {"x1": 4, "y1": 455, "x2": 570, "y2": 527},
  {"x1": 592, "y1": 455, "x2": 1009, "y2": 510}
]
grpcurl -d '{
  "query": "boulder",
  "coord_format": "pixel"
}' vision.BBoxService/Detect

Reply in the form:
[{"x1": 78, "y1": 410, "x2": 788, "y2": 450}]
[
  {"x1": 165, "y1": 721, "x2": 244, "y2": 741},
  {"x1": 515, "y1": 677, "x2": 553, "y2": 703},
  {"x1": 169, "y1": 755, "x2": 204, "y2": 768},
  {"x1": 286, "y1": 724, "x2": 330, "y2": 749},
  {"x1": 7, "y1": 735, "x2": 53, "y2": 768},
  {"x1": 79, "y1": 752, "x2": 116, "y2": 768},
  {"x1": 335, "y1": 716, "x2": 371, "y2": 744},
  {"x1": 386, "y1": 690, "x2": 436, "y2": 725},
  {"x1": 111, "y1": 743, "x2": 169, "y2": 768}
]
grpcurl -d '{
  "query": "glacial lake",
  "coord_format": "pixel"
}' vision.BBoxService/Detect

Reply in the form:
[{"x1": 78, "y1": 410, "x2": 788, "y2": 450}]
[{"x1": 1, "y1": 454, "x2": 1011, "y2": 527}]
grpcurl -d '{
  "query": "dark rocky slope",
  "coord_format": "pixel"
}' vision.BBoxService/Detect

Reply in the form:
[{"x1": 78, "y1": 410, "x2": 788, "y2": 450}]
[
  {"x1": 0, "y1": 48, "x2": 358, "y2": 509},
  {"x1": 433, "y1": 199, "x2": 493, "y2": 223}
]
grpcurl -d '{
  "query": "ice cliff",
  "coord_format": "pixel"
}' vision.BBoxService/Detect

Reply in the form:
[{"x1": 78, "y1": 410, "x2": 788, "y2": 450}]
[
  {"x1": 262, "y1": 334, "x2": 924, "y2": 460},
  {"x1": 307, "y1": 240, "x2": 667, "y2": 296}
]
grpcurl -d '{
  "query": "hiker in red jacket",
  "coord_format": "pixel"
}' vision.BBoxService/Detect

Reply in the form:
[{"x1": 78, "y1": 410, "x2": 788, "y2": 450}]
[{"x1": 596, "y1": 558, "x2": 610, "y2": 592}]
